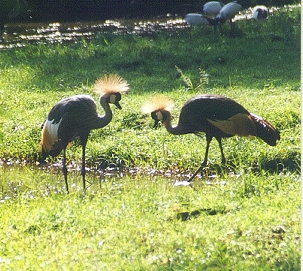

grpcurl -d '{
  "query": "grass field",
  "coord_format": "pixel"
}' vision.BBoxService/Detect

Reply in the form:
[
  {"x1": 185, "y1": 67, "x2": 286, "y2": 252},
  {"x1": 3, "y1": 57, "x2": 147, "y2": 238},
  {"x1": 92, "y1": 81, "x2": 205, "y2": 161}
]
[{"x1": 0, "y1": 6, "x2": 301, "y2": 270}]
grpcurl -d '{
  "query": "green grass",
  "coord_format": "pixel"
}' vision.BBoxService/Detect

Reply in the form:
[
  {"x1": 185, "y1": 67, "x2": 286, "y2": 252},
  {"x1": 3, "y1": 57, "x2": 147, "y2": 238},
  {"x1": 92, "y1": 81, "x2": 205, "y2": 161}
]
[
  {"x1": 0, "y1": 167, "x2": 300, "y2": 270},
  {"x1": 0, "y1": 7, "x2": 301, "y2": 270},
  {"x1": 0, "y1": 7, "x2": 300, "y2": 172}
]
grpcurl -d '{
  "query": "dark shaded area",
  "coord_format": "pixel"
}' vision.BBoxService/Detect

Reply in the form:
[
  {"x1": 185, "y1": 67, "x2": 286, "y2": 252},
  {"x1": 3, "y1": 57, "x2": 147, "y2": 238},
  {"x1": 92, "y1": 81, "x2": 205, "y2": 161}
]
[
  {"x1": 4, "y1": 0, "x2": 300, "y2": 23},
  {"x1": 177, "y1": 208, "x2": 228, "y2": 221}
]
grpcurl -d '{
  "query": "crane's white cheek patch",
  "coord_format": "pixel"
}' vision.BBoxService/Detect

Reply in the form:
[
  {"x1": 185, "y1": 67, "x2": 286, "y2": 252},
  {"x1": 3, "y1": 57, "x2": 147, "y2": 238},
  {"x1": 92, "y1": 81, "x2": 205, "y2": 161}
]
[
  {"x1": 40, "y1": 119, "x2": 62, "y2": 152},
  {"x1": 207, "y1": 113, "x2": 257, "y2": 136},
  {"x1": 156, "y1": 111, "x2": 163, "y2": 120},
  {"x1": 110, "y1": 94, "x2": 116, "y2": 104}
]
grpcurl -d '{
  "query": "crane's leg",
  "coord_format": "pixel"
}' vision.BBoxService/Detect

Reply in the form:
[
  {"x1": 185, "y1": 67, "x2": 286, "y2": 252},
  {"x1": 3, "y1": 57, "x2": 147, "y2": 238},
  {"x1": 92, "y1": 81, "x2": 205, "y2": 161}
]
[
  {"x1": 188, "y1": 135, "x2": 212, "y2": 182},
  {"x1": 80, "y1": 134, "x2": 90, "y2": 192},
  {"x1": 62, "y1": 148, "x2": 69, "y2": 193},
  {"x1": 229, "y1": 19, "x2": 235, "y2": 31},
  {"x1": 81, "y1": 143, "x2": 87, "y2": 192},
  {"x1": 216, "y1": 137, "x2": 226, "y2": 165},
  {"x1": 0, "y1": 24, "x2": 3, "y2": 43}
]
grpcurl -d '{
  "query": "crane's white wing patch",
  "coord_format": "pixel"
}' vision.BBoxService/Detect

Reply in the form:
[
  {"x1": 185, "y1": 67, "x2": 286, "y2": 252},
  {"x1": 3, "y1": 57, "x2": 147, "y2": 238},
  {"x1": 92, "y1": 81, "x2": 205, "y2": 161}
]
[{"x1": 40, "y1": 119, "x2": 62, "y2": 152}]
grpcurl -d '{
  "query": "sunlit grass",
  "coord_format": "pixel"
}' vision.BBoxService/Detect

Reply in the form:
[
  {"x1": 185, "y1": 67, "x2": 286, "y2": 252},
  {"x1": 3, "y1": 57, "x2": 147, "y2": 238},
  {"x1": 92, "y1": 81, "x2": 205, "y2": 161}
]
[{"x1": 0, "y1": 167, "x2": 300, "y2": 270}]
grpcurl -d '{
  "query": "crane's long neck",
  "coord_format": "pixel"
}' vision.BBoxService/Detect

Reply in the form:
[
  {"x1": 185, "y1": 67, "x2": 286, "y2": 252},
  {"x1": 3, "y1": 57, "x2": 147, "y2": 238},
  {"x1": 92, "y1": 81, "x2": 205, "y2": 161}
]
[
  {"x1": 163, "y1": 111, "x2": 185, "y2": 135},
  {"x1": 94, "y1": 96, "x2": 113, "y2": 129}
]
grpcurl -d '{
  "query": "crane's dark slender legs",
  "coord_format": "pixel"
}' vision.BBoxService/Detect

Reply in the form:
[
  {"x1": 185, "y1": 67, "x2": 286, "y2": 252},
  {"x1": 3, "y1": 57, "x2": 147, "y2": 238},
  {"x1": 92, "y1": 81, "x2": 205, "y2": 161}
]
[
  {"x1": 188, "y1": 136, "x2": 226, "y2": 183},
  {"x1": 216, "y1": 137, "x2": 226, "y2": 164},
  {"x1": 62, "y1": 148, "x2": 69, "y2": 193},
  {"x1": 188, "y1": 135, "x2": 212, "y2": 182},
  {"x1": 61, "y1": 134, "x2": 90, "y2": 193},
  {"x1": 80, "y1": 133, "x2": 90, "y2": 192},
  {"x1": 81, "y1": 143, "x2": 87, "y2": 191}
]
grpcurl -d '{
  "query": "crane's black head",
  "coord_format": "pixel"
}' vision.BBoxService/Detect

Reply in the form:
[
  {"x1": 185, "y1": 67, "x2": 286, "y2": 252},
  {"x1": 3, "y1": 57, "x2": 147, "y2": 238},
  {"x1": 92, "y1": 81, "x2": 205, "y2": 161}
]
[
  {"x1": 215, "y1": 14, "x2": 225, "y2": 24},
  {"x1": 256, "y1": 8, "x2": 268, "y2": 19},
  {"x1": 151, "y1": 110, "x2": 167, "y2": 128},
  {"x1": 108, "y1": 92, "x2": 122, "y2": 109}
]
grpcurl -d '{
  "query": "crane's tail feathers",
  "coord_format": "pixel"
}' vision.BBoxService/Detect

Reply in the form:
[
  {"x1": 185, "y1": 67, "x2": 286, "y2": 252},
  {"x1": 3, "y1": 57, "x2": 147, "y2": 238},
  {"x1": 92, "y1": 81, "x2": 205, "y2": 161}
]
[
  {"x1": 250, "y1": 113, "x2": 280, "y2": 146},
  {"x1": 39, "y1": 119, "x2": 67, "y2": 159},
  {"x1": 142, "y1": 95, "x2": 174, "y2": 114},
  {"x1": 39, "y1": 140, "x2": 65, "y2": 160},
  {"x1": 94, "y1": 74, "x2": 129, "y2": 95}
]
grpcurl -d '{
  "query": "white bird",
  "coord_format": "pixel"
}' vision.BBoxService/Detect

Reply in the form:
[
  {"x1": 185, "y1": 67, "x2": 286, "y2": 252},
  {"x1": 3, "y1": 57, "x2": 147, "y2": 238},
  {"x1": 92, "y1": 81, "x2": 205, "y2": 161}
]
[
  {"x1": 215, "y1": 2, "x2": 242, "y2": 26},
  {"x1": 202, "y1": 1, "x2": 224, "y2": 18},
  {"x1": 185, "y1": 13, "x2": 210, "y2": 26},
  {"x1": 253, "y1": 5, "x2": 269, "y2": 20}
]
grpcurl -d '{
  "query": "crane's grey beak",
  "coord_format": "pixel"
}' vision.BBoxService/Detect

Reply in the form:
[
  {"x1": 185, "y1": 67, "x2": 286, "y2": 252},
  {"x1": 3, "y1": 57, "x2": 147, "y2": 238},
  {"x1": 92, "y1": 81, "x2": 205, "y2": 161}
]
[
  {"x1": 114, "y1": 101, "x2": 122, "y2": 110},
  {"x1": 153, "y1": 119, "x2": 160, "y2": 128}
]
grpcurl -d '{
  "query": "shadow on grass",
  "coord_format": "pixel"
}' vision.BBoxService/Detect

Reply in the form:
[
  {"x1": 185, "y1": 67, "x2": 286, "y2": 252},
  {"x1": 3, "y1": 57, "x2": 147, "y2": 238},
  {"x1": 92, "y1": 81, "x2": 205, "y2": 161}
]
[{"x1": 176, "y1": 207, "x2": 230, "y2": 221}]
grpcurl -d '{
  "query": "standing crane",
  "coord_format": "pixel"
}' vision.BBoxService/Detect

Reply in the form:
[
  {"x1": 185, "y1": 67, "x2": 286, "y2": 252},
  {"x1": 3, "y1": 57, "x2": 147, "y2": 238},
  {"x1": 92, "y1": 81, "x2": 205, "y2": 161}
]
[
  {"x1": 185, "y1": 13, "x2": 210, "y2": 26},
  {"x1": 185, "y1": 2, "x2": 223, "y2": 28},
  {"x1": 202, "y1": 1, "x2": 224, "y2": 18},
  {"x1": 40, "y1": 74, "x2": 129, "y2": 193},
  {"x1": 143, "y1": 94, "x2": 280, "y2": 182},
  {"x1": 215, "y1": 2, "x2": 242, "y2": 29},
  {"x1": 252, "y1": 5, "x2": 269, "y2": 20}
]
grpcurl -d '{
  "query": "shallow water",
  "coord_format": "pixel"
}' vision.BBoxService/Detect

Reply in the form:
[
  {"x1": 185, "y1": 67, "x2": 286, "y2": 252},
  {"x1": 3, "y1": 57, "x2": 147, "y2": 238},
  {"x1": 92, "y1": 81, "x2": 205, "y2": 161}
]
[
  {"x1": 0, "y1": 5, "x2": 293, "y2": 49},
  {"x1": 0, "y1": 17, "x2": 186, "y2": 49},
  {"x1": 0, "y1": 162, "x2": 230, "y2": 201}
]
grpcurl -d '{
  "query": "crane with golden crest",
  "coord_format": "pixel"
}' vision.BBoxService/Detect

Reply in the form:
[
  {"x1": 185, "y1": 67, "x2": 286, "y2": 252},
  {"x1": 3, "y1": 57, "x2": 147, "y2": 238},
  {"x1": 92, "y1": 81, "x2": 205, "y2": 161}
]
[
  {"x1": 40, "y1": 74, "x2": 129, "y2": 193},
  {"x1": 143, "y1": 94, "x2": 280, "y2": 183}
]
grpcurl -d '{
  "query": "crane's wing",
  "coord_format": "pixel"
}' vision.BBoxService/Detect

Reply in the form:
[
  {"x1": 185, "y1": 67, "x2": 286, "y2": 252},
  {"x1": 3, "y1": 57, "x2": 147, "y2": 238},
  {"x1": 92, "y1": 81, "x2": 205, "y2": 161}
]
[
  {"x1": 41, "y1": 95, "x2": 99, "y2": 155},
  {"x1": 207, "y1": 113, "x2": 257, "y2": 136},
  {"x1": 179, "y1": 95, "x2": 257, "y2": 136}
]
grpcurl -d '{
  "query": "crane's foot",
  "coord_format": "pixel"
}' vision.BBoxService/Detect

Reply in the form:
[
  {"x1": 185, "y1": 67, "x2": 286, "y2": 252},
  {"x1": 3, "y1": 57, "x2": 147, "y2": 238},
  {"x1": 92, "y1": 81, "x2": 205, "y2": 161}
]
[
  {"x1": 187, "y1": 162, "x2": 209, "y2": 183},
  {"x1": 174, "y1": 164, "x2": 209, "y2": 188},
  {"x1": 83, "y1": 179, "x2": 92, "y2": 192}
]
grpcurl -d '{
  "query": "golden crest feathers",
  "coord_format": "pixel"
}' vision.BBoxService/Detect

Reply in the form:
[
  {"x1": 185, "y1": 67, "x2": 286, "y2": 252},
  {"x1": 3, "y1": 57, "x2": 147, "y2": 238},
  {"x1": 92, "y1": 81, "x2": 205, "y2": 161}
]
[
  {"x1": 94, "y1": 74, "x2": 129, "y2": 95},
  {"x1": 142, "y1": 95, "x2": 174, "y2": 114}
]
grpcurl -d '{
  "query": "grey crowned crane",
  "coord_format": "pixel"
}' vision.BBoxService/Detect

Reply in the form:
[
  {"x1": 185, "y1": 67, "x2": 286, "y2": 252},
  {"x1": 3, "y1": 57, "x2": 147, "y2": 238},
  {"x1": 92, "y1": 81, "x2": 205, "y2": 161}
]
[
  {"x1": 40, "y1": 74, "x2": 129, "y2": 193},
  {"x1": 185, "y1": 13, "x2": 210, "y2": 26},
  {"x1": 215, "y1": 2, "x2": 242, "y2": 28},
  {"x1": 252, "y1": 5, "x2": 269, "y2": 20},
  {"x1": 184, "y1": 2, "x2": 224, "y2": 28},
  {"x1": 143, "y1": 94, "x2": 280, "y2": 182},
  {"x1": 202, "y1": 1, "x2": 224, "y2": 18}
]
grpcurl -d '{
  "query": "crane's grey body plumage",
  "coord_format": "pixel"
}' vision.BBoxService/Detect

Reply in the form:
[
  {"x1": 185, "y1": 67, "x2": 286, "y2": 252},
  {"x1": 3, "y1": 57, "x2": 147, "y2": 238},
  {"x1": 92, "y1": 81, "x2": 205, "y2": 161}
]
[
  {"x1": 176, "y1": 95, "x2": 249, "y2": 134},
  {"x1": 215, "y1": 2, "x2": 242, "y2": 27},
  {"x1": 42, "y1": 94, "x2": 110, "y2": 159},
  {"x1": 202, "y1": 1, "x2": 224, "y2": 18}
]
